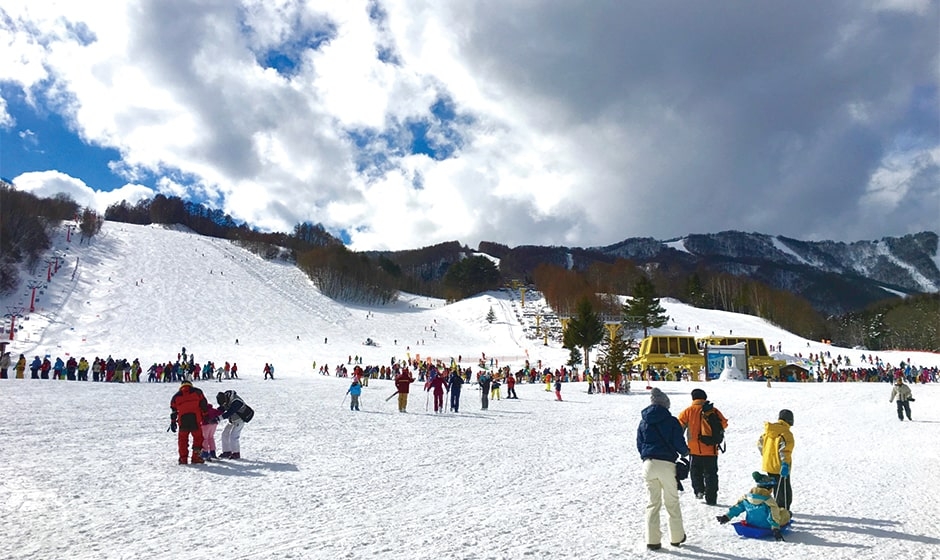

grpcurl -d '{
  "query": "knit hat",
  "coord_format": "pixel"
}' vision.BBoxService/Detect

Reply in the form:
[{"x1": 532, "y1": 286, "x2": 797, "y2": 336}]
[
  {"x1": 778, "y1": 409, "x2": 794, "y2": 426},
  {"x1": 650, "y1": 388, "x2": 670, "y2": 409},
  {"x1": 180, "y1": 380, "x2": 192, "y2": 387},
  {"x1": 752, "y1": 471, "x2": 775, "y2": 488},
  {"x1": 691, "y1": 388, "x2": 707, "y2": 401}
]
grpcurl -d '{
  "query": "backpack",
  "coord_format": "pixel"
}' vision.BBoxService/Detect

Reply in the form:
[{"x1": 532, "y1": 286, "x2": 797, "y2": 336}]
[{"x1": 699, "y1": 401, "x2": 725, "y2": 451}]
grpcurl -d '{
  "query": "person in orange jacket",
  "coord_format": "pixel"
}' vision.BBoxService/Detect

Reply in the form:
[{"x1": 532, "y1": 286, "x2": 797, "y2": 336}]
[
  {"x1": 677, "y1": 389, "x2": 728, "y2": 506},
  {"x1": 170, "y1": 380, "x2": 209, "y2": 465}
]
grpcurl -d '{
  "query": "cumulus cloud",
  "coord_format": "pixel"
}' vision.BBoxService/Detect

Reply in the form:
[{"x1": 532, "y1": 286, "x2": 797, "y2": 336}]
[
  {"x1": 0, "y1": 0, "x2": 936, "y2": 250},
  {"x1": 12, "y1": 170, "x2": 154, "y2": 212}
]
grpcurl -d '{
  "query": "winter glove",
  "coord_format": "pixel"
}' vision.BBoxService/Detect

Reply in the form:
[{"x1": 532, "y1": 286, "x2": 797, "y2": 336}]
[
  {"x1": 168, "y1": 421, "x2": 177, "y2": 433},
  {"x1": 772, "y1": 528, "x2": 784, "y2": 541},
  {"x1": 716, "y1": 515, "x2": 730, "y2": 525},
  {"x1": 780, "y1": 462, "x2": 790, "y2": 478}
]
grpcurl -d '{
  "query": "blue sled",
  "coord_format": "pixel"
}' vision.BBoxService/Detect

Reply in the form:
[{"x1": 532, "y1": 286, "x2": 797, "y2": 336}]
[{"x1": 732, "y1": 520, "x2": 793, "y2": 539}]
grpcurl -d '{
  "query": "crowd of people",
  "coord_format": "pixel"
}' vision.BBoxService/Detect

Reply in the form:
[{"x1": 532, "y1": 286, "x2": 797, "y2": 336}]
[{"x1": 0, "y1": 347, "x2": 247, "y2": 384}]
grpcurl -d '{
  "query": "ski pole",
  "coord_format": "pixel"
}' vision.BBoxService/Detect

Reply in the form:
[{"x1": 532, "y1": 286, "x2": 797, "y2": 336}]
[{"x1": 385, "y1": 391, "x2": 399, "y2": 402}]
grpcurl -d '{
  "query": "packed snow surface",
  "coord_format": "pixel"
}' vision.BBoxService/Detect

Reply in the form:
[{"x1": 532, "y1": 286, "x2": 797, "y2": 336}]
[{"x1": 1, "y1": 222, "x2": 938, "y2": 560}]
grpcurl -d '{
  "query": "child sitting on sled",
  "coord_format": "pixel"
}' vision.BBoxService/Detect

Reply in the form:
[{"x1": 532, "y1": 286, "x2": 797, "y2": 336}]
[{"x1": 716, "y1": 472, "x2": 792, "y2": 541}]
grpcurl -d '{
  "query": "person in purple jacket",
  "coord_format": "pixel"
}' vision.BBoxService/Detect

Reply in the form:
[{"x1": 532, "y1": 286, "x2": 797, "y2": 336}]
[{"x1": 637, "y1": 388, "x2": 689, "y2": 551}]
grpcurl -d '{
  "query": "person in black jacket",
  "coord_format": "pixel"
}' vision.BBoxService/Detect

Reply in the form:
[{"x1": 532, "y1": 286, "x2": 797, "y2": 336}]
[
  {"x1": 448, "y1": 369, "x2": 464, "y2": 412},
  {"x1": 637, "y1": 388, "x2": 689, "y2": 551}
]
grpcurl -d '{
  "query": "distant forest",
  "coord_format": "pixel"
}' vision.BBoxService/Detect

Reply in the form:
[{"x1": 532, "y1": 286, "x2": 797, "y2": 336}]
[{"x1": 1, "y1": 184, "x2": 937, "y2": 353}]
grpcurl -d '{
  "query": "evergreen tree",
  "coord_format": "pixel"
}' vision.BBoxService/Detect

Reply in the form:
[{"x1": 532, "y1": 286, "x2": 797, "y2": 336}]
[
  {"x1": 623, "y1": 275, "x2": 669, "y2": 338},
  {"x1": 566, "y1": 347, "x2": 583, "y2": 369},
  {"x1": 562, "y1": 297, "x2": 605, "y2": 375},
  {"x1": 486, "y1": 306, "x2": 496, "y2": 324},
  {"x1": 598, "y1": 328, "x2": 636, "y2": 386}
]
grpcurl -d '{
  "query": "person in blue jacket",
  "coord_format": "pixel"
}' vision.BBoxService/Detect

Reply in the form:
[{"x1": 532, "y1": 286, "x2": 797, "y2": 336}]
[
  {"x1": 716, "y1": 472, "x2": 791, "y2": 541},
  {"x1": 347, "y1": 379, "x2": 362, "y2": 411},
  {"x1": 637, "y1": 388, "x2": 689, "y2": 551}
]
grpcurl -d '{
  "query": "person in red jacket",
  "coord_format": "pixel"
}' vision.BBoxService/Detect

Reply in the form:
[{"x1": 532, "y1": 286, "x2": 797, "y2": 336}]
[
  {"x1": 394, "y1": 368, "x2": 414, "y2": 413},
  {"x1": 170, "y1": 380, "x2": 209, "y2": 465},
  {"x1": 506, "y1": 372, "x2": 518, "y2": 399},
  {"x1": 426, "y1": 368, "x2": 449, "y2": 413}
]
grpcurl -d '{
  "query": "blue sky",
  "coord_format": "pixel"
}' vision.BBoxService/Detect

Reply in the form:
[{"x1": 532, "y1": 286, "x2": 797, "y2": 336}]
[{"x1": 0, "y1": 1, "x2": 937, "y2": 251}]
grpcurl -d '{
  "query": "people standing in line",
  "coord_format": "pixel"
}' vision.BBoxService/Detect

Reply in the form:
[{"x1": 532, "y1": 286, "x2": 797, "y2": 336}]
[
  {"x1": 889, "y1": 377, "x2": 914, "y2": 421},
  {"x1": 448, "y1": 368, "x2": 464, "y2": 412},
  {"x1": 348, "y1": 378, "x2": 362, "y2": 411},
  {"x1": 394, "y1": 368, "x2": 414, "y2": 413},
  {"x1": 478, "y1": 370, "x2": 492, "y2": 410},
  {"x1": 170, "y1": 380, "x2": 208, "y2": 465},
  {"x1": 758, "y1": 409, "x2": 795, "y2": 510},
  {"x1": 13, "y1": 354, "x2": 26, "y2": 379},
  {"x1": 29, "y1": 355, "x2": 41, "y2": 379},
  {"x1": 677, "y1": 389, "x2": 728, "y2": 506},
  {"x1": 637, "y1": 388, "x2": 689, "y2": 551}
]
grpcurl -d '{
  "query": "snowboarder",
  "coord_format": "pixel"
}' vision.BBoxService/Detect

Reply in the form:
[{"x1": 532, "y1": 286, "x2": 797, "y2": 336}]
[
  {"x1": 677, "y1": 389, "x2": 728, "y2": 505},
  {"x1": 637, "y1": 388, "x2": 688, "y2": 550},
  {"x1": 758, "y1": 409, "x2": 795, "y2": 510},
  {"x1": 889, "y1": 377, "x2": 914, "y2": 421},
  {"x1": 716, "y1": 472, "x2": 791, "y2": 541},
  {"x1": 170, "y1": 380, "x2": 208, "y2": 465}
]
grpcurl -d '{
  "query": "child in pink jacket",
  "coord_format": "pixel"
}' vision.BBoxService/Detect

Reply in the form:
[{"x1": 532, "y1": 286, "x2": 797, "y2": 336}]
[{"x1": 200, "y1": 404, "x2": 222, "y2": 460}]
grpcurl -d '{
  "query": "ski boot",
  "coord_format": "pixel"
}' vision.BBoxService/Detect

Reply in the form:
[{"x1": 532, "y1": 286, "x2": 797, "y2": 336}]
[
  {"x1": 230, "y1": 452, "x2": 241, "y2": 459},
  {"x1": 191, "y1": 448, "x2": 205, "y2": 464},
  {"x1": 218, "y1": 451, "x2": 232, "y2": 459}
]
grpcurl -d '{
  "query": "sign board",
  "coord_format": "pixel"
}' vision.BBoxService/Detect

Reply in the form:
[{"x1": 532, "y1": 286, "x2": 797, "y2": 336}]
[{"x1": 703, "y1": 343, "x2": 748, "y2": 380}]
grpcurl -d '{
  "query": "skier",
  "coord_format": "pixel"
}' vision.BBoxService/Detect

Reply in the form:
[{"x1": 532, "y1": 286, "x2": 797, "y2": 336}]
[
  {"x1": 347, "y1": 379, "x2": 362, "y2": 411},
  {"x1": 889, "y1": 377, "x2": 914, "y2": 421},
  {"x1": 29, "y1": 355, "x2": 41, "y2": 379},
  {"x1": 427, "y1": 369, "x2": 449, "y2": 413},
  {"x1": 448, "y1": 368, "x2": 464, "y2": 412},
  {"x1": 716, "y1": 472, "x2": 791, "y2": 541},
  {"x1": 170, "y1": 380, "x2": 208, "y2": 465},
  {"x1": 637, "y1": 388, "x2": 688, "y2": 550},
  {"x1": 554, "y1": 375, "x2": 563, "y2": 401},
  {"x1": 394, "y1": 368, "x2": 414, "y2": 412},
  {"x1": 758, "y1": 409, "x2": 795, "y2": 510},
  {"x1": 217, "y1": 390, "x2": 252, "y2": 459},
  {"x1": 677, "y1": 389, "x2": 728, "y2": 506}
]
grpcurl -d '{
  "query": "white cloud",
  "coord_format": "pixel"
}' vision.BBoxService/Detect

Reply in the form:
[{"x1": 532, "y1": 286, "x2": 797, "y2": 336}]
[
  {"x1": 0, "y1": 1, "x2": 937, "y2": 250},
  {"x1": 12, "y1": 170, "x2": 154, "y2": 212}
]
